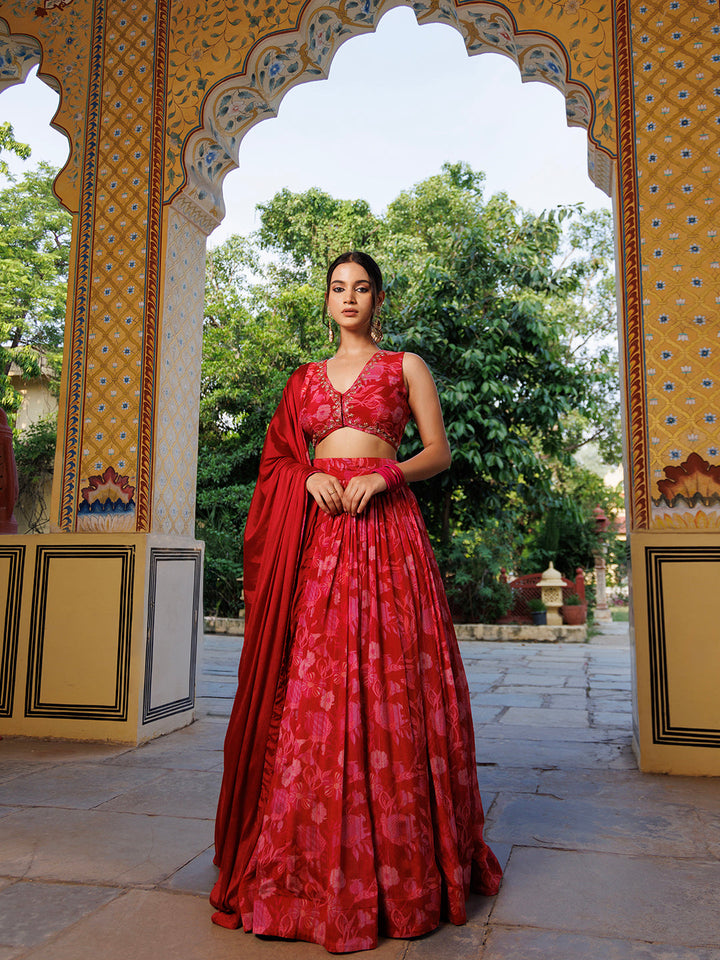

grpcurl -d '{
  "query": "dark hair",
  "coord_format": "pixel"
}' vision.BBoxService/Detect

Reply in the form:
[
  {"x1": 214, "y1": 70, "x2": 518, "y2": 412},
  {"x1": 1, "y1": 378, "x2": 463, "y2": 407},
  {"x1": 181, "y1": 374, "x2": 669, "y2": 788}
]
[{"x1": 323, "y1": 251, "x2": 384, "y2": 323}]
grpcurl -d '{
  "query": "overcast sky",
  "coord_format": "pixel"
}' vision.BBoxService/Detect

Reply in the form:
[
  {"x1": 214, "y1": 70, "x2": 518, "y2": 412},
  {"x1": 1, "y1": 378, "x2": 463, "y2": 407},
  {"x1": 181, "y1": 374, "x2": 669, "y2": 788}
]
[{"x1": 1, "y1": 6, "x2": 611, "y2": 245}]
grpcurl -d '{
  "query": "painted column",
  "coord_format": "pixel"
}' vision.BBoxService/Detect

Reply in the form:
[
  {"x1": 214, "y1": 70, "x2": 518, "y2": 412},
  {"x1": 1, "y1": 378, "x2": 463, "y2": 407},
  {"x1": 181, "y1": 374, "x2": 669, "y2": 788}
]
[
  {"x1": 616, "y1": 0, "x2": 720, "y2": 773},
  {"x1": 0, "y1": 0, "x2": 204, "y2": 743}
]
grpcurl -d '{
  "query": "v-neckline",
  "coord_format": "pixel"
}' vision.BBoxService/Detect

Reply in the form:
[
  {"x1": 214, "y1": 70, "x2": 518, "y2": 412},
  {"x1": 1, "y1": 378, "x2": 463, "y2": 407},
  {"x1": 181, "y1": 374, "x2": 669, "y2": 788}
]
[{"x1": 323, "y1": 350, "x2": 383, "y2": 396}]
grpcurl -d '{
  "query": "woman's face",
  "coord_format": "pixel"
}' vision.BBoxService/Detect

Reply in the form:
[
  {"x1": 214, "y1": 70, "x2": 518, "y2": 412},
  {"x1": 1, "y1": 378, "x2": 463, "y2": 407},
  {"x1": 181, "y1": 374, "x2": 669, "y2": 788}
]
[{"x1": 326, "y1": 261, "x2": 384, "y2": 336}]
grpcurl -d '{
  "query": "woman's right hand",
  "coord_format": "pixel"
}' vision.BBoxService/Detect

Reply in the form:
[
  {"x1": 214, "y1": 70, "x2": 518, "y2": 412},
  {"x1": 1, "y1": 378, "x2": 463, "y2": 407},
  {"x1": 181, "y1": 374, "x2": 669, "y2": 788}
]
[{"x1": 306, "y1": 472, "x2": 346, "y2": 515}]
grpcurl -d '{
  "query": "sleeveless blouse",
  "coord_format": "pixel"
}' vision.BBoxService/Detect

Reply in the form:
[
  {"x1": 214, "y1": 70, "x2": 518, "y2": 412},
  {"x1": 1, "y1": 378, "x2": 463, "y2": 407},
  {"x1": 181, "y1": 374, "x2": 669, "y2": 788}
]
[{"x1": 300, "y1": 350, "x2": 411, "y2": 450}]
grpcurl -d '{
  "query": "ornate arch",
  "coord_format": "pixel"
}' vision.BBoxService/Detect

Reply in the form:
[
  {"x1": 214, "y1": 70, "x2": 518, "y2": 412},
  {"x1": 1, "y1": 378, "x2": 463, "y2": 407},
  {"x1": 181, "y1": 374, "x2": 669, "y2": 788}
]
[
  {"x1": 168, "y1": 0, "x2": 616, "y2": 233},
  {"x1": 0, "y1": 20, "x2": 42, "y2": 94}
]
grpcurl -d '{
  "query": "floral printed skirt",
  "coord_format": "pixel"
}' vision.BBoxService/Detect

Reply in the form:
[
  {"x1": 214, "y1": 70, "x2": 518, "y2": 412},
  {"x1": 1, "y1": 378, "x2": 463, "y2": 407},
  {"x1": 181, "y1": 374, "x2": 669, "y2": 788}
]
[{"x1": 236, "y1": 458, "x2": 502, "y2": 953}]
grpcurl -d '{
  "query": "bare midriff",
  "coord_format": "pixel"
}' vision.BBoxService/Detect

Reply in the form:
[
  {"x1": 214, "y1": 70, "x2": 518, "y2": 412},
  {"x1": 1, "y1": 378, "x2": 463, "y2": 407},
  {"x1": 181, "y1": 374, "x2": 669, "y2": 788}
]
[{"x1": 314, "y1": 427, "x2": 397, "y2": 460}]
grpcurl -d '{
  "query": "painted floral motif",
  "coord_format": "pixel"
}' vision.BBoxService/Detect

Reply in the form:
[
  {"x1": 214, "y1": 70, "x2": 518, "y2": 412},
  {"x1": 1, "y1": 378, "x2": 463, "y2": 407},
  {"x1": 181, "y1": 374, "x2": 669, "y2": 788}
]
[
  {"x1": 655, "y1": 453, "x2": 720, "y2": 508},
  {"x1": 166, "y1": 0, "x2": 618, "y2": 218},
  {"x1": 78, "y1": 466, "x2": 136, "y2": 532},
  {"x1": 652, "y1": 453, "x2": 720, "y2": 529},
  {"x1": 34, "y1": 0, "x2": 77, "y2": 13},
  {"x1": 0, "y1": 35, "x2": 41, "y2": 85}
]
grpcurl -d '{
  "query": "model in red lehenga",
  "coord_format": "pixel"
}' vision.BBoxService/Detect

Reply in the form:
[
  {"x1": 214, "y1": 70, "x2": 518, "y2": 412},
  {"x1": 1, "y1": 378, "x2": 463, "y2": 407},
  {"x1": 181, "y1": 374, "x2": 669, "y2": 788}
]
[{"x1": 211, "y1": 252, "x2": 502, "y2": 953}]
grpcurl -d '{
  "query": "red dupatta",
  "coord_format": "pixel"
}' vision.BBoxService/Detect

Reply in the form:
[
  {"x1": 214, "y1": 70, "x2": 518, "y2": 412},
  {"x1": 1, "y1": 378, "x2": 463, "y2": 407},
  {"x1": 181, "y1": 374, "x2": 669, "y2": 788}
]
[{"x1": 210, "y1": 364, "x2": 317, "y2": 927}]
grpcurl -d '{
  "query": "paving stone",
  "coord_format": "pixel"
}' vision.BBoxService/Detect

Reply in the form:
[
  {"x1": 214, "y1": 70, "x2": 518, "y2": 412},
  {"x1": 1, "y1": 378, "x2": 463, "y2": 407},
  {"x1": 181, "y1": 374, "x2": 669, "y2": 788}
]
[
  {"x1": 0, "y1": 763, "x2": 165, "y2": 809},
  {"x1": 543, "y1": 695, "x2": 589, "y2": 709},
  {"x1": 0, "y1": 761, "x2": 53, "y2": 785},
  {"x1": 471, "y1": 707, "x2": 506, "y2": 723},
  {"x1": 472, "y1": 693, "x2": 544, "y2": 708},
  {"x1": 104, "y1": 738, "x2": 223, "y2": 770},
  {"x1": 0, "y1": 740, "x2": 130, "y2": 765},
  {"x1": 18, "y1": 889, "x2": 409, "y2": 960},
  {"x1": 474, "y1": 737, "x2": 634, "y2": 771},
  {"x1": 0, "y1": 880, "x2": 120, "y2": 948},
  {"x1": 196, "y1": 698, "x2": 234, "y2": 719},
  {"x1": 498, "y1": 708, "x2": 590, "y2": 728},
  {"x1": 486, "y1": 794, "x2": 710, "y2": 857},
  {"x1": 96, "y1": 769, "x2": 222, "y2": 819},
  {"x1": 475, "y1": 723, "x2": 609, "y2": 744},
  {"x1": 171, "y1": 720, "x2": 227, "y2": 751},
  {"x1": 0, "y1": 807, "x2": 213, "y2": 885},
  {"x1": 196, "y1": 681, "x2": 238, "y2": 698},
  {"x1": 163, "y1": 845, "x2": 217, "y2": 895},
  {"x1": 474, "y1": 767, "x2": 541, "y2": 795},
  {"x1": 483, "y1": 926, "x2": 720, "y2": 960},
  {"x1": 493, "y1": 847, "x2": 720, "y2": 946},
  {"x1": 404, "y1": 918, "x2": 487, "y2": 959},
  {"x1": 0, "y1": 950, "x2": 22, "y2": 959}
]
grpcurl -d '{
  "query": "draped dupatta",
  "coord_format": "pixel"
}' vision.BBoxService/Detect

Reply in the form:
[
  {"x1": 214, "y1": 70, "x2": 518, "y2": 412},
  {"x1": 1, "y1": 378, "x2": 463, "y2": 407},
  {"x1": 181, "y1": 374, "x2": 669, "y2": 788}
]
[{"x1": 211, "y1": 364, "x2": 316, "y2": 926}]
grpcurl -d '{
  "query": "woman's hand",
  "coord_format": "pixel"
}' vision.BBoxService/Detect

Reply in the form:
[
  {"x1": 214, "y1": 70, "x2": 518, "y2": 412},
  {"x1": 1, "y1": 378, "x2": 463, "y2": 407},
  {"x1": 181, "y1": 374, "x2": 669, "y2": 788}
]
[
  {"x1": 306, "y1": 472, "x2": 346, "y2": 515},
  {"x1": 341, "y1": 472, "x2": 387, "y2": 516}
]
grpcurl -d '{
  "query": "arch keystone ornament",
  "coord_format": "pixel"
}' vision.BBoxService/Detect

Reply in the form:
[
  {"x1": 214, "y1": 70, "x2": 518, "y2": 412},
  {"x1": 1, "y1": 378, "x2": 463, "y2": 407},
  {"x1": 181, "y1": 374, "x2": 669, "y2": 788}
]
[{"x1": 0, "y1": 0, "x2": 718, "y2": 767}]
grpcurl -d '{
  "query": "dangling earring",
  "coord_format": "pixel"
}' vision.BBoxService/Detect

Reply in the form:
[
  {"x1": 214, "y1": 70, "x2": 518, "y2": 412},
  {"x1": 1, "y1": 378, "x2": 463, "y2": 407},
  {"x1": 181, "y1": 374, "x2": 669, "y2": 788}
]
[
  {"x1": 327, "y1": 315, "x2": 334, "y2": 343},
  {"x1": 370, "y1": 314, "x2": 383, "y2": 344}
]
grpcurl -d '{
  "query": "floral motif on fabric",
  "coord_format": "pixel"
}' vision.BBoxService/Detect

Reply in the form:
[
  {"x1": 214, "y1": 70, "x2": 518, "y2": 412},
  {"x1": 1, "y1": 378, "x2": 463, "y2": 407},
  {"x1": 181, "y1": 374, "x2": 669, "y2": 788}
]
[
  {"x1": 237, "y1": 457, "x2": 502, "y2": 953},
  {"x1": 300, "y1": 351, "x2": 411, "y2": 450}
]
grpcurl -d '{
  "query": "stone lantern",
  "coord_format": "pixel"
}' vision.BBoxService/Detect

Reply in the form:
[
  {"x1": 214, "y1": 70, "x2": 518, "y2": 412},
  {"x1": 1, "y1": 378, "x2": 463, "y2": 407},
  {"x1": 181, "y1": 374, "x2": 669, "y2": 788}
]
[
  {"x1": 540, "y1": 562, "x2": 565, "y2": 626},
  {"x1": 593, "y1": 506, "x2": 613, "y2": 623}
]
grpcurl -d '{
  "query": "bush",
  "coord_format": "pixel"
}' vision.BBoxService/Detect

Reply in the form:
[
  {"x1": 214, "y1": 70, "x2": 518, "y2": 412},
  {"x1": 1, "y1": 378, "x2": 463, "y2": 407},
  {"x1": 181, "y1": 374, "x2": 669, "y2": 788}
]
[
  {"x1": 13, "y1": 415, "x2": 56, "y2": 533},
  {"x1": 437, "y1": 526, "x2": 514, "y2": 623}
]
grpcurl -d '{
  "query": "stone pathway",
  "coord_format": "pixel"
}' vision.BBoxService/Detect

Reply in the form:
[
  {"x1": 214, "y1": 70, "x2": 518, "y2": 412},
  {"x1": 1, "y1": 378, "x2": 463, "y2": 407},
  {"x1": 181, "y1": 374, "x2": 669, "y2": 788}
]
[{"x1": 2, "y1": 624, "x2": 720, "y2": 959}]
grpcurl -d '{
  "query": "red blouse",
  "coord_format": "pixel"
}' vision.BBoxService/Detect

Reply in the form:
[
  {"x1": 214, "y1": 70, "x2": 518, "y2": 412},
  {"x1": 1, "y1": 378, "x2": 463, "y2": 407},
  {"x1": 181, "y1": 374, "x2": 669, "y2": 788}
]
[{"x1": 300, "y1": 350, "x2": 411, "y2": 450}]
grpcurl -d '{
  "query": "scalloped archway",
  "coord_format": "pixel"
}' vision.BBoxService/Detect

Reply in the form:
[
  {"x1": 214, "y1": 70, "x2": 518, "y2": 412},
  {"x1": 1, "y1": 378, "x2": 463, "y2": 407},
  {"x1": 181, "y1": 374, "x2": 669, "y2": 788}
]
[{"x1": 169, "y1": 0, "x2": 616, "y2": 234}]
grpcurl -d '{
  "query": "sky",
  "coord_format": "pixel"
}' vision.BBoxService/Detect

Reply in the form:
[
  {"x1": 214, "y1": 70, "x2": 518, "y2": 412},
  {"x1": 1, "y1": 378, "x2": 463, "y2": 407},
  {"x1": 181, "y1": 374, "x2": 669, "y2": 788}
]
[{"x1": 0, "y1": 6, "x2": 611, "y2": 246}]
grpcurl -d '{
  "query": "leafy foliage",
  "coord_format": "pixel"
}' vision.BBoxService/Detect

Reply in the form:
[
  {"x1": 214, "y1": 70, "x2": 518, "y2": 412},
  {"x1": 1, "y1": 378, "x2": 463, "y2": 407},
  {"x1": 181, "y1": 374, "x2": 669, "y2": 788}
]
[
  {"x1": 13, "y1": 415, "x2": 57, "y2": 533},
  {"x1": 197, "y1": 164, "x2": 622, "y2": 618},
  {"x1": 0, "y1": 121, "x2": 30, "y2": 178},
  {"x1": 0, "y1": 162, "x2": 71, "y2": 419}
]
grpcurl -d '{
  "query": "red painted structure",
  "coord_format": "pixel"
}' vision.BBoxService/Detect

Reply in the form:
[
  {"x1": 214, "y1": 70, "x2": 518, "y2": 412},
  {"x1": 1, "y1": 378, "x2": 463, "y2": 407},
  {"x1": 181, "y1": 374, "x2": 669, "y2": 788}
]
[{"x1": 0, "y1": 409, "x2": 19, "y2": 534}]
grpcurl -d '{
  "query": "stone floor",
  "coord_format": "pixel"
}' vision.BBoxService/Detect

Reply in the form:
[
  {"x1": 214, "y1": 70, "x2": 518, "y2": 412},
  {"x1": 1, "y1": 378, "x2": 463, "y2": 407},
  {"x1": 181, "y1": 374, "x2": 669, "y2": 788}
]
[{"x1": 2, "y1": 623, "x2": 720, "y2": 959}]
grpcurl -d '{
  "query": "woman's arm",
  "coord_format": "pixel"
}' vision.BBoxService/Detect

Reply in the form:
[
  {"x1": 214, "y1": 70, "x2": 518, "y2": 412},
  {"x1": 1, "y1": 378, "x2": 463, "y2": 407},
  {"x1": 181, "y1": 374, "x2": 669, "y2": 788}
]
[
  {"x1": 341, "y1": 353, "x2": 451, "y2": 515},
  {"x1": 397, "y1": 352, "x2": 452, "y2": 482}
]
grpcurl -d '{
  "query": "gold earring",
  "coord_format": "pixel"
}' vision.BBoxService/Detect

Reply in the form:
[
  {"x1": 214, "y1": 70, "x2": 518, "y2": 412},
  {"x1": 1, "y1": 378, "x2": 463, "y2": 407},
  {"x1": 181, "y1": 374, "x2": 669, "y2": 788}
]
[
  {"x1": 327, "y1": 315, "x2": 334, "y2": 343},
  {"x1": 370, "y1": 315, "x2": 383, "y2": 344}
]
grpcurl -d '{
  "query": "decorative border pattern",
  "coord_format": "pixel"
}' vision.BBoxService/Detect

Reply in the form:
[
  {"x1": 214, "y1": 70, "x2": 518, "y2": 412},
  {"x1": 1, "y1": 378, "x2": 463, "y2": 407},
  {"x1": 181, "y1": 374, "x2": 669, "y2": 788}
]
[
  {"x1": 136, "y1": 0, "x2": 170, "y2": 531},
  {"x1": 58, "y1": 0, "x2": 105, "y2": 532},
  {"x1": 0, "y1": 545, "x2": 25, "y2": 718},
  {"x1": 142, "y1": 547, "x2": 201, "y2": 724},
  {"x1": 614, "y1": 0, "x2": 648, "y2": 530},
  {"x1": 645, "y1": 545, "x2": 720, "y2": 748},
  {"x1": 25, "y1": 545, "x2": 135, "y2": 720},
  {"x1": 58, "y1": 0, "x2": 105, "y2": 533},
  {"x1": 168, "y1": 0, "x2": 617, "y2": 232}
]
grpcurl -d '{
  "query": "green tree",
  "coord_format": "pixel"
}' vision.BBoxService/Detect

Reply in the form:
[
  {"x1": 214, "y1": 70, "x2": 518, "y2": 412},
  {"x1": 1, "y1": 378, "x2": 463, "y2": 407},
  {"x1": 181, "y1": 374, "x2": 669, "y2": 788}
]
[
  {"x1": 256, "y1": 187, "x2": 385, "y2": 282},
  {"x1": 0, "y1": 121, "x2": 31, "y2": 178},
  {"x1": 0, "y1": 162, "x2": 71, "y2": 419},
  {"x1": 197, "y1": 237, "x2": 330, "y2": 614},
  {"x1": 198, "y1": 165, "x2": 621, "y2": 616}
]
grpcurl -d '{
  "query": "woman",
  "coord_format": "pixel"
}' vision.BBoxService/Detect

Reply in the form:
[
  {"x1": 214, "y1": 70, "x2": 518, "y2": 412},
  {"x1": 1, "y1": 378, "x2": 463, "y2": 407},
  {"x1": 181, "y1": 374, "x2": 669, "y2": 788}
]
[{"x1": 211, "y1": 252, "x2": 501, "y2": 953}]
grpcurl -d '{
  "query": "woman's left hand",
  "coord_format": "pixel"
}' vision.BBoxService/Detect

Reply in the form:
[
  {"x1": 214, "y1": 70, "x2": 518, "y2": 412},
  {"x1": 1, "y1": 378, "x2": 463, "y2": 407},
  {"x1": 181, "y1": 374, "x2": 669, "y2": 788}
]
[{"x1": 341, "y1": 472, "x2": 387, "y2": 516}]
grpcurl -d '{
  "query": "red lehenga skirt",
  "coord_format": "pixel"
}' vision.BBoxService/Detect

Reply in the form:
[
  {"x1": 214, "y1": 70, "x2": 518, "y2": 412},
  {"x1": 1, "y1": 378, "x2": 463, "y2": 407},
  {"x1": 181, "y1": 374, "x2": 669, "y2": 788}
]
[{"x1": 230, "y1": 458, "x2": 501, "y2": 953}]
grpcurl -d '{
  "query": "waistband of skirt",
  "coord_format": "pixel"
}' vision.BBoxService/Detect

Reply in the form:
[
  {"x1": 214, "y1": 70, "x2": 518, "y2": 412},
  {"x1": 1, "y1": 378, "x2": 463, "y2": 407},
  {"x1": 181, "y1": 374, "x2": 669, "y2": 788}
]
[{"x1": 312, "y1": 457, "x2": 397, "y2": 469}]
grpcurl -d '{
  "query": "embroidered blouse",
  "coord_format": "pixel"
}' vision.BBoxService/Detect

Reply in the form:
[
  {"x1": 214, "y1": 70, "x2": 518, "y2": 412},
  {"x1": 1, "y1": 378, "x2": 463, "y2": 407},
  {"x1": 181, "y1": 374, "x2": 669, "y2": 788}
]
[{"x1": 300, "y1": 350, "x2": 411, "y2": 450}]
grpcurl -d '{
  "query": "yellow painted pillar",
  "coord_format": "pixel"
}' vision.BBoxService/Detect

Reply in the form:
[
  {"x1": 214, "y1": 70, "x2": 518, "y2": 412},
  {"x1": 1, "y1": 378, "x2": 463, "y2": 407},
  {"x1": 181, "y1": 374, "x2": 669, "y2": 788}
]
[
  {"x1": 0, "y1": 0, "x2": 206, "y2": 743},
  {"x1": 615, "y1": 0, "x2": 720, "y2": 773}
]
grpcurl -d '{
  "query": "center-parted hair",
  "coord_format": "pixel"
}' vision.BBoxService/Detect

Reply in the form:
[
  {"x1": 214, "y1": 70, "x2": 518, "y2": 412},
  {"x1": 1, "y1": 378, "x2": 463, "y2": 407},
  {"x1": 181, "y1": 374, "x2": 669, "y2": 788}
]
[{"x1": 324, "y1": 251, "x2": 384, "y2": 322}]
